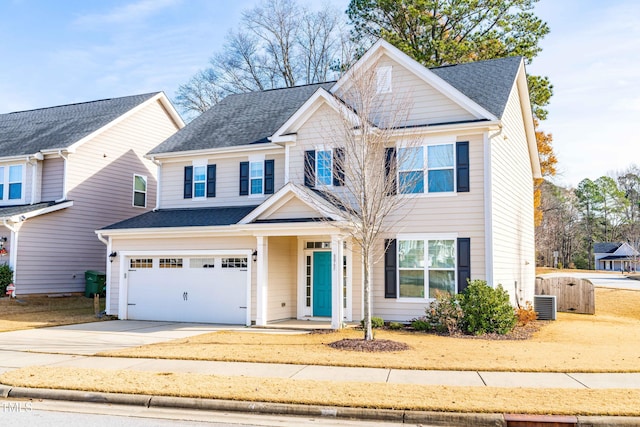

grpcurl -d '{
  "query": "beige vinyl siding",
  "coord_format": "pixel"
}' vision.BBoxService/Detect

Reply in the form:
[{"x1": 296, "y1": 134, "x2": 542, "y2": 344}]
[
  {"x1": 260, "y1": 197, "x2": 319, "y2": 221},
  {"x1": 160, "y1": 152, "x2": 285, "y2": 209},
  {"x1": 349, "y1": 243, "x2": 363, "y2": 321},
  {"x1": 108, "y1": 235, "x2": 256, "y2": 317},
  {"x1": 371, "y1": 133, "x2": 487, "y2": 322},
  {"x1": 15, "y1": 99, "x2": 180, "y2": 294},
  {"x1": 375, "y1": 56, "x2": 477, "y2": 127},
  {"x1": 489, "y1": 84, "x2": 536, "y2": 304},
  {"x1": 288, "y1": 103, "x2": 342, "y2": 187},
  {"x1": 40, "y1": 157, "x2": 64, "y2": 201},
  {"x1": 267, "y1": 236, "x2": 297, "y2": 321}
]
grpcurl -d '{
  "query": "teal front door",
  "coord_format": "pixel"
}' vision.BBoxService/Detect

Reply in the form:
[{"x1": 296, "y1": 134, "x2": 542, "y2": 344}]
[{"x1": 312, "y1": 252, "x2": 332, "y2": 317}]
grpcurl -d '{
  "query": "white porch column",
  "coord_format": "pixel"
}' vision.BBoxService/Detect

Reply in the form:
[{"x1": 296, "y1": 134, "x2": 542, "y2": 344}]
[
  {"x1": 255, "y1": 236, "x2": 269, "y2": 326},
  {"x1": 331, "y1": 236, "x2": 344, "y2": 329}
]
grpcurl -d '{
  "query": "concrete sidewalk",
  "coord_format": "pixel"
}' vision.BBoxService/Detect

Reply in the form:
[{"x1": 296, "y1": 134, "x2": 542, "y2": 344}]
[{"x1": 1, "y1": 349, "x2": 639, "y2": 390}]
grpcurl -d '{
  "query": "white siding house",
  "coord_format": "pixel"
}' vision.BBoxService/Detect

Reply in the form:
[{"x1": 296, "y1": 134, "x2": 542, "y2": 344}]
[{"x1": 98, "y1": 40, "x2": 540, "y2": 327}]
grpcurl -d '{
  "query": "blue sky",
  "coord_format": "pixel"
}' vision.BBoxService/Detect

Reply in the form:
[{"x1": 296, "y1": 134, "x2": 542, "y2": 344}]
[{"x1": 0, "y1": 0, "x2": 638, "y2": 187}]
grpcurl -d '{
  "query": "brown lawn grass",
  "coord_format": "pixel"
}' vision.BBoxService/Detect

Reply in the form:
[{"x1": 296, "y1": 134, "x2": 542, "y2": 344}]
[
  {"x1": 535, "y1": 267, "x2": 620, "y2": 275},
  {"x1": 0, "y1": 295, "x2": 106, "y2": 332},
  {"x1": 101, "y1": 288, "x2": 640, "y2": 373},
  {"x1": 2, "y1": 366, "x2": 639, "y2": 416},
  {"x1": 2, "y1": 288, "x2": 640, "y2": 415}
]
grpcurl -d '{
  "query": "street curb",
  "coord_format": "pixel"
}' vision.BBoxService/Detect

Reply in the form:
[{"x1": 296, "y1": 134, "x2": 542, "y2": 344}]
[{"x1": 3, "y1": 386, "x2": 640, "y2": 426}]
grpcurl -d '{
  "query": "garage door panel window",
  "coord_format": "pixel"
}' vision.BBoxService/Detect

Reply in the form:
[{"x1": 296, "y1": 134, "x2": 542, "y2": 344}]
[
  {"x1": 160, "y1": 258, "x2": 183, "y2": 268},
  {"x1": 130, "y1": 258, "x2": 153, "y2": 269},
  {"x1": 222, "y1": 258, "x2": 247, "y2": 268},
  {"x1": 190, "y1": 258, "x2": 216, "y2": 268}
]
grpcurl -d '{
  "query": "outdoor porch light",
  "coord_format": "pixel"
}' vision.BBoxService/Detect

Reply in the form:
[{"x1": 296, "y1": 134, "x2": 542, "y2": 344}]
[
  {"x1": 252, "y1": 250, "x2": 258, "y2": 262},
  {"x1": 109, "y1": 251, "x2": 117, "y2": 263}
]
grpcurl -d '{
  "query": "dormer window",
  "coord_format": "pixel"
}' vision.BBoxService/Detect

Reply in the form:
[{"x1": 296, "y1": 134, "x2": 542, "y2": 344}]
[{"x1": 376, "y1": 65, "x2": 392, "y2": 94}]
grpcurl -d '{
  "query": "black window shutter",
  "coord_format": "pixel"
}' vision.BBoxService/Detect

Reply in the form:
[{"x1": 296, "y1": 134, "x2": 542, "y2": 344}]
[
  {"x1": 457, "y1": 238, "x2": 471, "y2": 294},
  {"x1": 206, "y1": 164, "x2": 216, "y2": 198},
  {"x1": 333, "y1": 147, "x2": 345, "y2": 186},
  {"x1": 264, "y1": 159, "x2": 275, "y2": 194},
  {"x1": 304, "y1": 150, "x2": 316, "y2": 187},
  {"x1": 384, "y1": 239, "x2": 397, "y2": 298},
  {"x1": 456, "y1": 141, "x2": 470, "y2": 193},
  {"x1": 183, "y1": 166, "x2": 193, "y2": 199},
  {"x1": 385, "y1": 147, "x2": 397, "y2": 195},
  {"x1": 239, "y1": 161, "x2": 249, "y2": 196}
]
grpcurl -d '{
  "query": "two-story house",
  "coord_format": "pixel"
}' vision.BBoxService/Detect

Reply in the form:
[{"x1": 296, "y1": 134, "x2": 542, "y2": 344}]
[
  {"x1": 98, "y1": 40, "x2": 540, "y2": 327},
  {"x1": 0, "y1": 92, "x2": 183, "y2": 295}
]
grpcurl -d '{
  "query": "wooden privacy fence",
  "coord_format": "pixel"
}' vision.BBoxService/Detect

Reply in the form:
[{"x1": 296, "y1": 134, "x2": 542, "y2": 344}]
[{"x1": 534, "y1": 276, "x2": 595, "y2": 314}]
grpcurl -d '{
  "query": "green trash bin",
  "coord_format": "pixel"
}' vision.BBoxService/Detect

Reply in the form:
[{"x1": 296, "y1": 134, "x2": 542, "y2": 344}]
[{"x1": 85, "y1": 270, "x2": 106, "y2": 297}]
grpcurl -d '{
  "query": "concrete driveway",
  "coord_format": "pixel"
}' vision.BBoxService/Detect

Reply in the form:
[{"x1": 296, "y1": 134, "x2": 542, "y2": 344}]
[
  {"x1": 538, "y1": 271, "x2": 640, "y2": 290},
  {"x1": 0, "y1": 320, "x2": 239, "y2": 356}
]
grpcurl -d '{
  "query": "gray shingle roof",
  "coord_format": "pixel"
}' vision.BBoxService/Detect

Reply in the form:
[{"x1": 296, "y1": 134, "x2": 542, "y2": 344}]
[
  {"x1": 431, "y1": 56, "x2": 522, "y2": 119},
  {"x1": 594, "y1": 242, "x2": 623, "y2": 254},
  {"x1": 149, "y1": 82, "x2": 334, "y2": 155},
  {"x1": 101, "y1": 205, "x2": 259, "y2": 230},
  {"x1": 0, "y1": 93, "x2": 159, "y2": 157},
  {"x1": 0, "y1": 201, "x2": 70, "y2": 220},
  {"x1": 150, "y1": 56, "x2": 521, "y2": 156}
]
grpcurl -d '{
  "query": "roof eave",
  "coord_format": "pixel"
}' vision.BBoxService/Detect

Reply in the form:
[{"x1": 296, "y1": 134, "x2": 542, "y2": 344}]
[
  {"x1": 515, "y1": 61, "x2": 542, "y2": 179},
  {"x1": 147, "y1": 143, "x2": 284, "y2": 161}
]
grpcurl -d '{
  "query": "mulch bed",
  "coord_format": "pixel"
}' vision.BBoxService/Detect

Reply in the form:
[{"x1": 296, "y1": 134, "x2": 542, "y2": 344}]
[{"x1": 328, "y1": 338, "x2": 411, "y2": 352}]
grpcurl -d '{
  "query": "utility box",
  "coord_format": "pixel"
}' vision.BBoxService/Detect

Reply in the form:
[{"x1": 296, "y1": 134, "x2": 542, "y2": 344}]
[{"x1": 85, "y1": 270, "x2": 106, "y2": 298}]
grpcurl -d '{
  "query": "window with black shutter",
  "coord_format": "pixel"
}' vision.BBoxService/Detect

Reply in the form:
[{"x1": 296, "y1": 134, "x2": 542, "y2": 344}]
[
  {"x1": 183, "y1": 166, "x2": 193, "y2": 199},
  {"x1": 384, "y1": 239, "x2": 397, "y2": 298},
  {"x1": 264, "y1": 159, "x2": 274, "y2": 194},
  {"x1": 456, "y1": 141, "x2": 469, "y2": 193},
  {"x1": 206, "y1": 164, "x2": 216, "y2": 198},
  {"x1": 239, "y1": 161, "x2": 249, "y2": 195},
  {"x1": 304, "y1": 150, "x2": 316, "y2": 187}
]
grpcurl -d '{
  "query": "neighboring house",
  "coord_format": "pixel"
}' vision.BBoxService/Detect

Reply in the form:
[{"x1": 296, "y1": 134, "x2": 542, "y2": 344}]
[
  {"x1": 594, "y1": 242, "x2": 640, "y2": 272},
  {"x1": 0, "y1": 93, "x2": 184, "y2": 295},
  {"x1": 98, "y1": 40, "x2": 540, "y2": 327}
]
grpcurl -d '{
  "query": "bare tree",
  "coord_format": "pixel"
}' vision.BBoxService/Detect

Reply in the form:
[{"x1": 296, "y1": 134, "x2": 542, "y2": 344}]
[
  {"x1": 174, "y1": 0, "x2": 355, "y2": 117},
  {"x1": 304, "y1": 62, "x2": 420, "y2": 340}
]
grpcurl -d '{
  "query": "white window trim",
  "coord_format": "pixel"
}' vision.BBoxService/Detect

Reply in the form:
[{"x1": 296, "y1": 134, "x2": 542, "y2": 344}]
[
  {"x1": 0, "y1": 163, "x2": 26, "y2": 204},
  {"x1": 315, "y1": 147, "x2": 333, "y2": 187},
  {"x1": 132, "y1": 174, "x2": 147, "y2": 208},
  {"x1": 396, "y1": 233, "x2": 458, "y2": 302},
  {"x1": 192, "y1": 159, "x2": 207, "y2": 200},
  {"x1": 396, "y1": 137, "x2": 457, "y2": 196},
  {"x1": 248, "y1": 154, "x2": 265, "y2": 198}
]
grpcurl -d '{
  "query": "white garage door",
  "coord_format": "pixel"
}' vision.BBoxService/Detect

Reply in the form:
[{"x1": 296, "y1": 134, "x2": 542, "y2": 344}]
[{"x1": 126, "y1": 256, "x2": 248, "y2": 324}]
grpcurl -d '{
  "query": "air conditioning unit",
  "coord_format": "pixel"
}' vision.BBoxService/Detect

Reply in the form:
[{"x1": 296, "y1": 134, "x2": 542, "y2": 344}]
[{"x1": 534, "y1": 295, "x2": 557, "y2": 320}]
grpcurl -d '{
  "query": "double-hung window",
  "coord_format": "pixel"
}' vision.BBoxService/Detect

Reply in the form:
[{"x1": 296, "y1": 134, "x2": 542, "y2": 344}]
[
  {"x1": 193, "y1": 166, "x2": 206, "y2": 198},
  {"x1": 397, "y1": 143, "x2": 455, "y2": 194},
  {"x1": 133, "y1": 174, "x2": 147, "y2": 207},
  {"x1": 398, "y1": 238, "x2": 456, "y2": 299},
  {"x1": 427, "y1": 144, "x2": 454, "y2": 192},
  {"x1": 0, "y1": 165, "x2": 24, "y2": 202},
  {"x1": 250, "y1": 162, "x2": 264, "y2": 195},
  {"x1": 316, "y1": 150, "x2": 332, "y2": 186},
  {"x1": 184, "y1": 163, "x2": 216, "y2": 199}
]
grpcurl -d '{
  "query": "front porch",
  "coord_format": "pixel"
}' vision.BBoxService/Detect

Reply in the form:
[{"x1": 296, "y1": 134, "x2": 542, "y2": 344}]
[{"x1": 254, "y1": 233, "x2": 360, "y2": 329}]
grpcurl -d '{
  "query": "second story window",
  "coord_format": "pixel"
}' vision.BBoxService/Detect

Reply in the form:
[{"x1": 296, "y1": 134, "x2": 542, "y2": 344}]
[
  {"x1": 0, "y1": 165, "x2": 24, "y2": 202},
  {"x1": 239, "y1": 159, "x2": 274, "y2": 196},
  {"x1": 184, "y1": 163, "x2": 216, "y2": 199},
  {"x1": 250, "y1": 161, "x2": 263, "y2": 195},
  {"x1": 427, "y1": 144, "x2": 454, "y2": 193},
  {"x1": 398, "y1": 147, "x2": 424, "y2": 194},
  {"x1": 396, "y1": 143, "x2": 456, "y2": 195},
  {"x1": 133, "y1": 174, "x2": 147, "y2": 208},
  {"x1": 193, "y1": 166, "x2": 206, "y2": 198},
  {"x1": 316, "y1": 150, "x2": 332, "y2": 186}
]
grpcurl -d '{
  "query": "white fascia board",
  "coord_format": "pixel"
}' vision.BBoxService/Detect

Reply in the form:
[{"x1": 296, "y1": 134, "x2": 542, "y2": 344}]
[
  {"x1": 332, "y1": 39, "x2": 498, "y2": 121},
  {"x1": 66, "y1": 93, "x2": 182, "y2": 153},
  {"x1": 516, "y1": 61, "x2": 542, "y2": 179},
  {"x1": 387, "y1": 120, "x2": 502, "y2": 139},
  {"x1": 271, "y1": 89, "x2": 360, "y2": 139},
  {"x1": 0, "y1": 154, "x2": 44, "y2": 163},
  {"x1": 5, "y1": 201, "x2": 73, "y2": 222},
  {"x1": 147, "y1": 143, "x2": 284, "y2": 162},
  {"x1": 96, "y1": 225, "x2": 251, "y2": 239}
]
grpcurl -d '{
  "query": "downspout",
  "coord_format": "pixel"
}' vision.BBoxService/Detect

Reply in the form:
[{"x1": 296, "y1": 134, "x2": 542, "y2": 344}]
[
  {"x1": 55, "y1": 150, "x2": 69, "y2": 203},
  {"x1": 97, "y1": 232, "x2": 112, "y2": 315},
  {"x1": 3, "y1": 219, "x2": 19, "y2": 296},
  {"x1": 151, "y1": 157, "x2": 162, "y2": 211}
]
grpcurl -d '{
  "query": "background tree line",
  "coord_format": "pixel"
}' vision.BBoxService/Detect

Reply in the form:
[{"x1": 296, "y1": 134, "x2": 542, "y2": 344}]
[{"x1": 536, "y1": 165, "x2": 640, "y2": 269}]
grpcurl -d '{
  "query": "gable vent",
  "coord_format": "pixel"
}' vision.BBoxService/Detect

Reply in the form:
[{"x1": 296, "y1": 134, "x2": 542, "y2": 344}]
[{"x1": 534, "y1": 295, "x2": 557, "y2": 320}]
